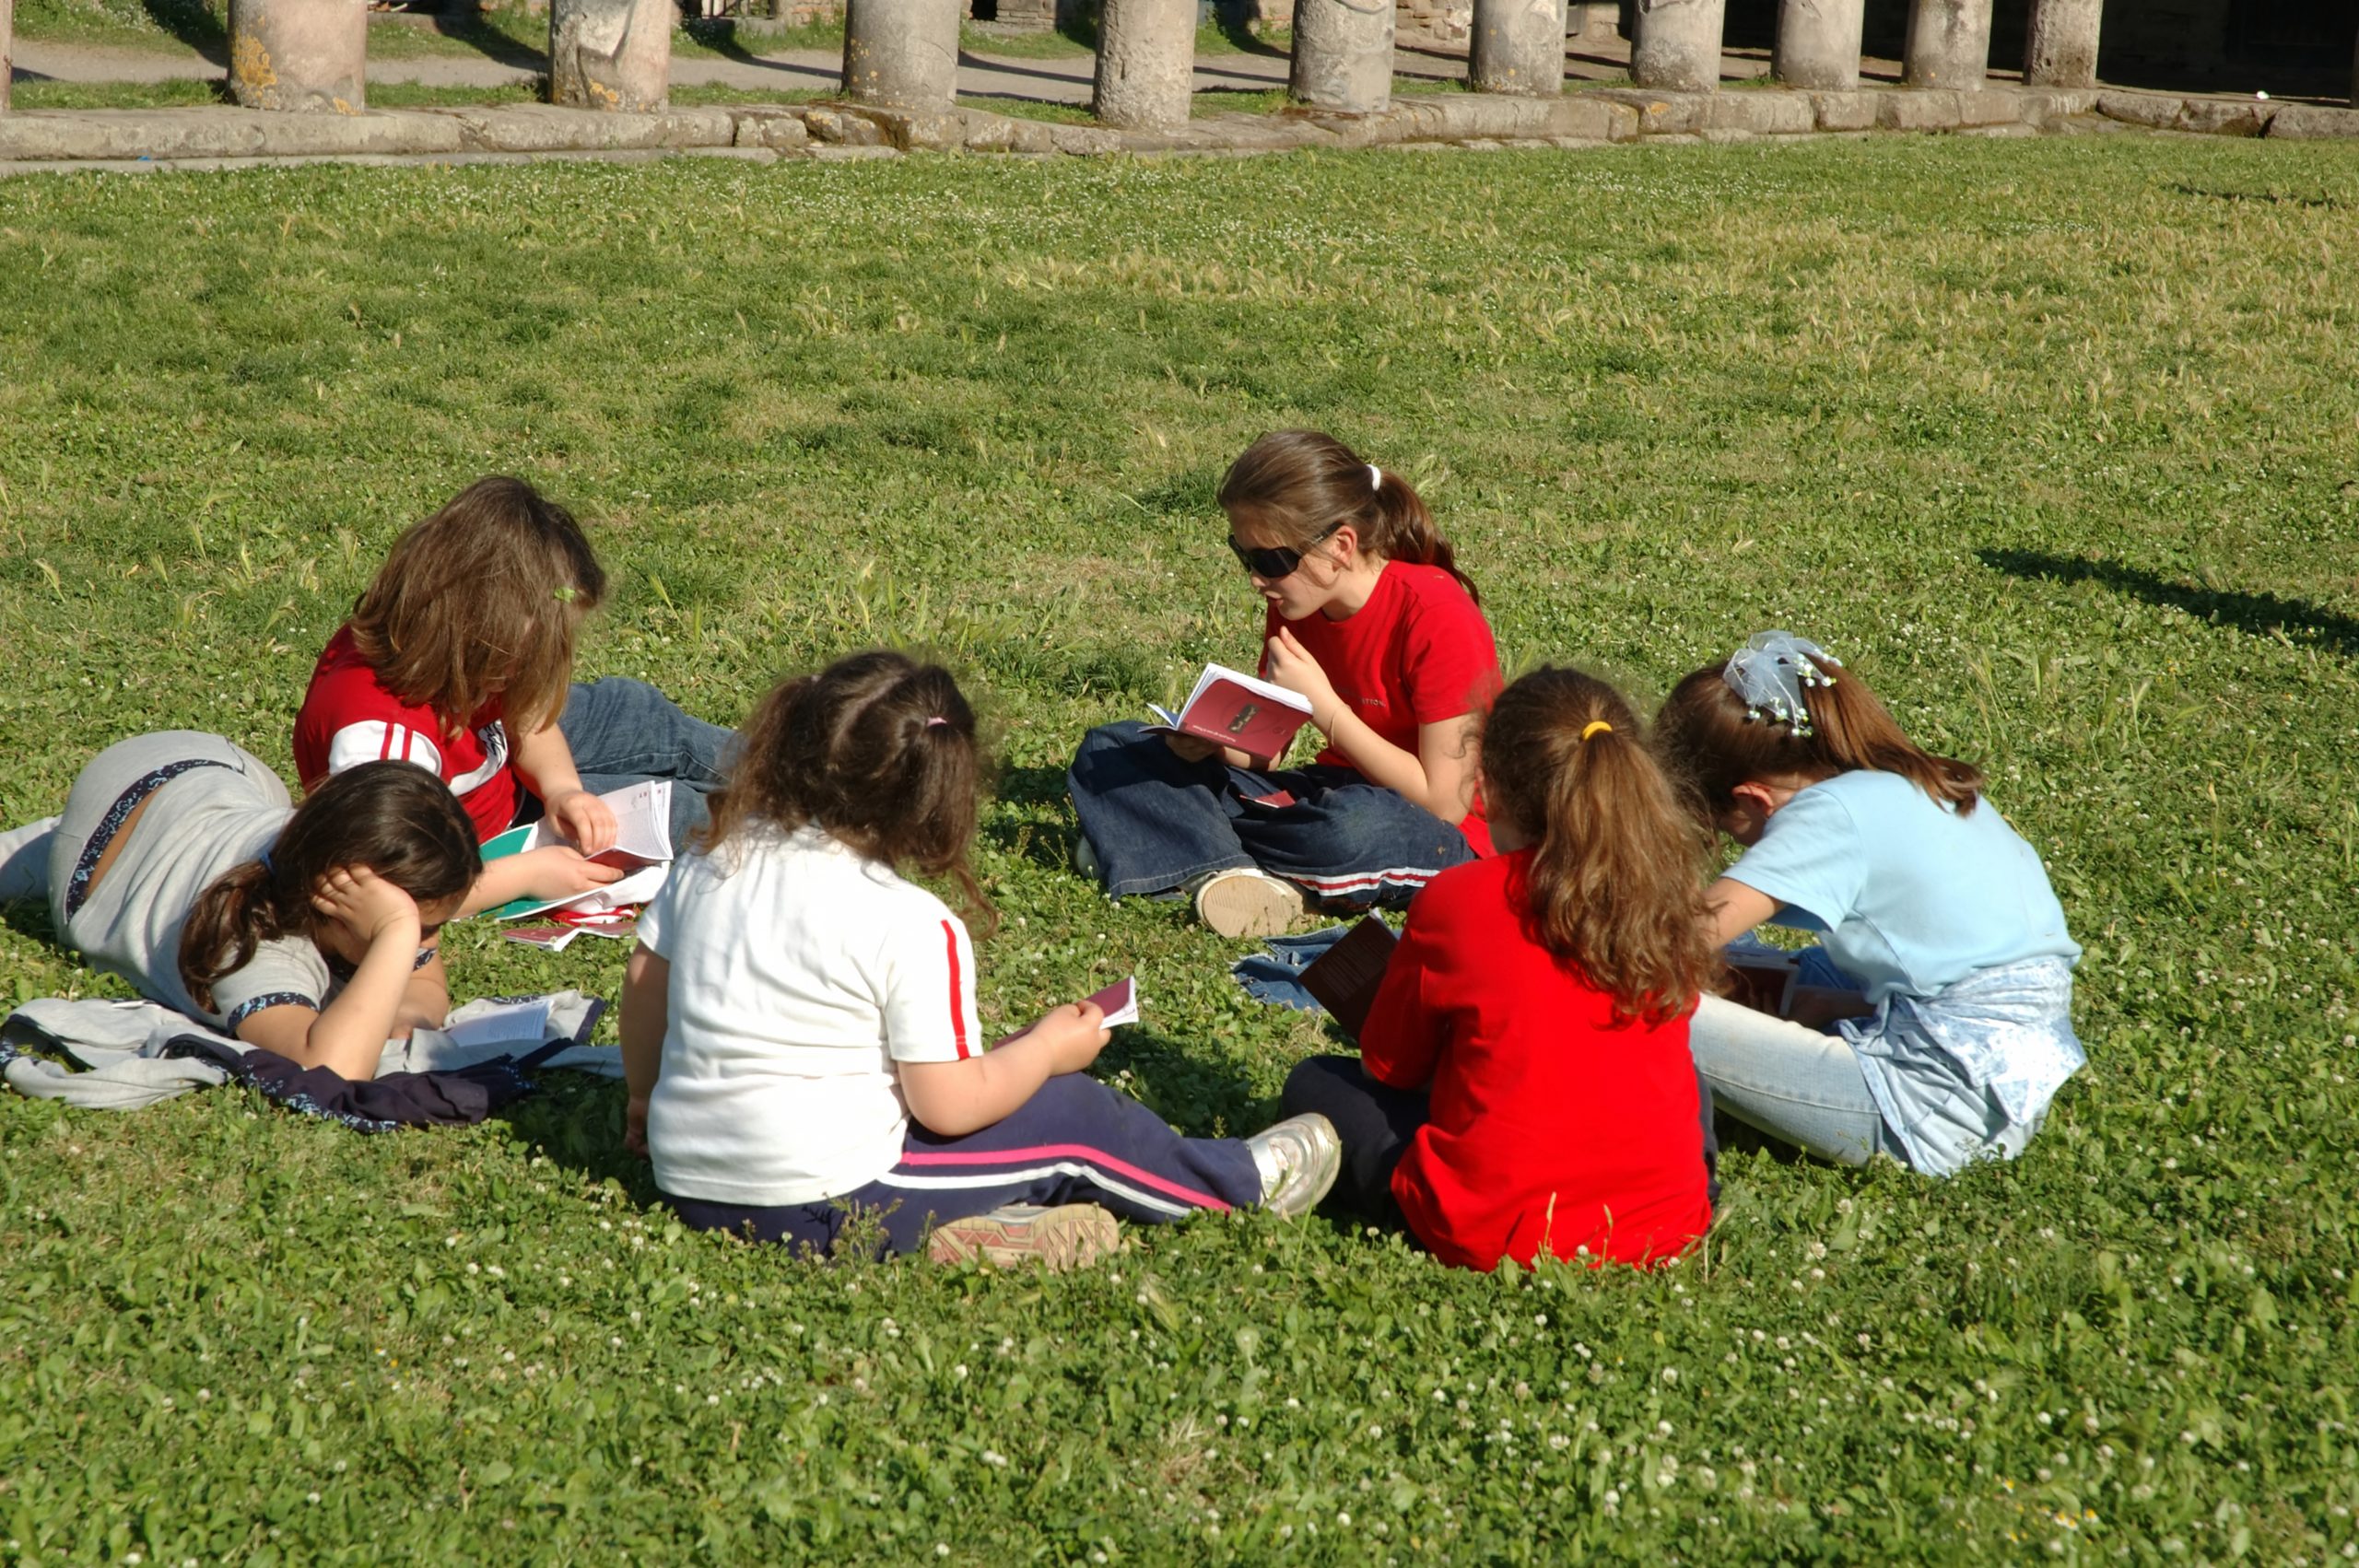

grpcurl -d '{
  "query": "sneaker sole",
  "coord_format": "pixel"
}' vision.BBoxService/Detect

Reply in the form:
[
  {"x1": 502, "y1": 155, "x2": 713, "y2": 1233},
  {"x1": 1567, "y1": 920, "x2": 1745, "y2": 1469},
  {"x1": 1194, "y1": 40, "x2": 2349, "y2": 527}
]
[
  {"x1": 1196, "y1": 875, "x2": 1305, "y2": 940},
  {"x1": 926, "y1": 1207, "x2": 1121, "y2": 1271}
]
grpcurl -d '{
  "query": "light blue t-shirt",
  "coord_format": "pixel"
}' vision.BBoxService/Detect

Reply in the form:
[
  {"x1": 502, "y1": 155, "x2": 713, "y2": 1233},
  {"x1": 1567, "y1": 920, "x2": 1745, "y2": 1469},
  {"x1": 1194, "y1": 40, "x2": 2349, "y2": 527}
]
[{"x1": 1725, "y1": 770, "x2": 2080, "y2": 1007}]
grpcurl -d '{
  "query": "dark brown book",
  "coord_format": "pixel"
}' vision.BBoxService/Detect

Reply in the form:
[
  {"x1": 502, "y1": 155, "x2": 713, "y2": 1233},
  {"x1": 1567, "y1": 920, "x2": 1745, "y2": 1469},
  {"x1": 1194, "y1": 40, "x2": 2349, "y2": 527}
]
[
  {"x1": 1299, "y1": 916, "x2": 1399, "y2": 1038},
  {"x1": 1722, "y1": 953, "x2": 1799, "y2": 1017}
]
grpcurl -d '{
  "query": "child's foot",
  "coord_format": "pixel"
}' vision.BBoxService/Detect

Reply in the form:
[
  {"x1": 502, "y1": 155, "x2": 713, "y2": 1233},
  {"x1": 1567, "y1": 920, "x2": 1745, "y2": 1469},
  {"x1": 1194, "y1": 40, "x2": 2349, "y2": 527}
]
[
  {"x1": 1191, "y1": 868, "x2": 1307, "y2": 939},
  {"x1": 1245, "y1": 1113, "x2": 1342, "y2": 1218},
  {"x1": 926, "y1": 1204, "x2": 1121, "y2": 1271}
]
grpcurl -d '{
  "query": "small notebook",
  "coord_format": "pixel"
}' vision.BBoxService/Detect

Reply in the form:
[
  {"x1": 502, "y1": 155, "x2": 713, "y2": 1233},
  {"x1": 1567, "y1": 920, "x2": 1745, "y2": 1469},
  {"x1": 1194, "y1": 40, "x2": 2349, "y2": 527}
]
[
  {"x1": 1145, "y1": 662, "x2": 1315, "y2": 760},
  {"x1": 480, "y1": 779, "x2": 674, "y2": 921},
  {"x1": 1085, "y1": 977, "x2": 1140, "y2": 1028},
  {"x1": 1298, "y1": 916, "x2": 1399, "y2": 1038}
]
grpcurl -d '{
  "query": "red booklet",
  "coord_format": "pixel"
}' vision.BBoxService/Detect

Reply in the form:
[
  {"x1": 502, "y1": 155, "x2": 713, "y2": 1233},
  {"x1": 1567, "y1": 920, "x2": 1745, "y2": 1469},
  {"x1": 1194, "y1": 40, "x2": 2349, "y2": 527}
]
[{"x1": 1146, "y1": 662, "x2": 1316, "y2": 760}]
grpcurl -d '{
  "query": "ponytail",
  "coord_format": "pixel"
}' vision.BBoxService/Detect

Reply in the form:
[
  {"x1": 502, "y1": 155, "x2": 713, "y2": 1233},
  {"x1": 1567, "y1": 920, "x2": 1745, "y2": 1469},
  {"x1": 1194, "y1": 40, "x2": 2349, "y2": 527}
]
[
  {"x1": 1482, "y1": 669, "x2": 1715, "y2": 1024},
  {"x1": 1217, "y1": 430, "x2": 1479, "y2": 603},
  {"x1": 179, "y1": 860, "x2": 282, "y2": 1014},
  {"x1": 1652, "y1": 640, "x2": 1983, "y2": 820},
  {"x1": 179, "y1": 761, "x2": 481, "y2": 1013}
]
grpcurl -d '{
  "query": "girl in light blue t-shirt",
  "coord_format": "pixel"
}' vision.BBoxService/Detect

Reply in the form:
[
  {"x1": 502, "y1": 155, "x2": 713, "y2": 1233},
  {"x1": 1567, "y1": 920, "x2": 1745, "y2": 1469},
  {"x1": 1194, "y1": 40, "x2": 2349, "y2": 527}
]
[{"x1": 1652, "y1": 633, "x2": 2083, "y2": 1176}]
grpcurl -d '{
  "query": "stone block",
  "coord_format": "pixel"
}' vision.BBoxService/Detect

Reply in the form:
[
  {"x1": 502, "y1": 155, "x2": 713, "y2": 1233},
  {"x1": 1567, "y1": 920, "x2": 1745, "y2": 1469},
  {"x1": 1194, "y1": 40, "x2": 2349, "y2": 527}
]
[
  {"x1": 2013, "y1": 85, "x2": 2096, "y2": 126},
  {"x1": 1810, "y1": 91, "x2": 1878, "y2": 132},
  {"x1": 428, "y1": 103, "x2": 734, "y2": 151},
  {"x1": 2175, "y1": 99, "x2": 2271, "y2": 137},
  {"x1": 1006, "y1": 118, "x2": 1061, "y2": 154},
  {"x1": 2094, "y1": 90, "x2": 2178, "y2": 130},
  {"x1": 1698, "y1": 90, "x2": 1815, "y2": 135},
  {"x1": 2265, "y1": 103, "x2": 2359, "y2": 140},
  {"x1": 730, "y1": 106, "x2": 811, "y2": 149},
  {"x1": 840, "y1": 104, "x2": 967, "y2": 149},
  {"x1": 802, "y1": 106, "x2": 885, "y2": 146},
  {"x1": 957, "y1": 109, "x2": 1017, "y2": 151},
  {"x1": 807, "y1": 142, "x2": 903, "y2": 159},
  {"x1": 1876, "y1": 89, "x2": 1959, "y2": 131},
  {"x1": 1543, "y1": 95, "x2": 1638, "y2": 141},
  {"x1": 1048, "y1": 123, "x2": 1121, "y2": 153},
  {"x1": 1954, "y1": 87, "x2": 2019, "y2": 125},
  {"x1": 1587, "y1": 88, "x2": 1704, "y2": 135}
]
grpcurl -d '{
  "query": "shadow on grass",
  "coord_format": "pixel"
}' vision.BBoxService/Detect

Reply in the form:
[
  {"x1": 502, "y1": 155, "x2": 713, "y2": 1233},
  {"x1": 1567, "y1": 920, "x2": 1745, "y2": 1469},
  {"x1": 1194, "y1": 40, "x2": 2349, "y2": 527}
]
[
  {"x1": 495, "y1": 1074, "x2": 667, "y2": 1206},
  {"x1": 140, "y1": 0, "x2": 227, "y2": 58},
  {"x1": 400, "y1": 11, "x2": 547, "y2": 69},
  {"x1": 1977, "y1": 547, "x2": 2359, "y2": 660}
]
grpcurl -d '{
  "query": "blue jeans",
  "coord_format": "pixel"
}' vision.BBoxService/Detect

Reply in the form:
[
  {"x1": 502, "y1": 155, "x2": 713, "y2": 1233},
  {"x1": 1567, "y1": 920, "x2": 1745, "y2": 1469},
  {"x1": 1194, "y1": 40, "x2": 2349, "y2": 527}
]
[
  {"x1": 554, "y1": 678, "x2": 736, "y2": 849},
  {"x1": 1686, "y1": 994, "x2": 1904, "y2": 1166},
  {"x1": 1066, "y1": 720, "x2": 1476, "y2": 906}
]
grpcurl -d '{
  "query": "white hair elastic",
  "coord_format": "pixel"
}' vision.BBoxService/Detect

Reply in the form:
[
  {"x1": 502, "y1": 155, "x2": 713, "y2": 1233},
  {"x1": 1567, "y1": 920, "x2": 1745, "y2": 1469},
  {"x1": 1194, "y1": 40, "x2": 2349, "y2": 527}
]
[{"x1": 1367, "y1": 462, "x2": 1383, "y2": 491}]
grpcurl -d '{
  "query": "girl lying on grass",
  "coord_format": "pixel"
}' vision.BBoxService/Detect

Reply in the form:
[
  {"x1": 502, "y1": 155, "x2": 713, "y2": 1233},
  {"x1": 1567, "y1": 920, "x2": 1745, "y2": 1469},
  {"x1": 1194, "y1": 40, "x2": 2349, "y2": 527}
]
[
  {"x1": 620, "y1": 649, "x2": 1343, "y2": 1270},
  {"x1": 1, "y1": 733, "x2": 478, "y2": 1079},
  {"x1": 293, "y1": 474, "x2": 735, "y2": 917},
  {"x1": 1280, "y1": 668, "x2": 1719, "y2": 1270},
  {"x1": 1652, "y1": 632, "x2": 2084, "y2": 1176},
  {"x1": 1068, "y1": 429, "x2": 1503, "y2": 939}
]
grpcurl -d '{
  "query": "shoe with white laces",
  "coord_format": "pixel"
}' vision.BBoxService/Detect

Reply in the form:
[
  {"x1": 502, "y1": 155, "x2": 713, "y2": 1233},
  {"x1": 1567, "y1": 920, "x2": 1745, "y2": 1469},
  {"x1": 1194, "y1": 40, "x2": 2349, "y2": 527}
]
[
  {"x1": 1244, "y1": 1113, "x2": 1343, "y2": 1219},
  {"x1": 1191, "y1": 868, "x2": 1307, "y2": 940},
  {"x1": 926, "y1": 1204, "x2": 1121, "y2": 1271}
]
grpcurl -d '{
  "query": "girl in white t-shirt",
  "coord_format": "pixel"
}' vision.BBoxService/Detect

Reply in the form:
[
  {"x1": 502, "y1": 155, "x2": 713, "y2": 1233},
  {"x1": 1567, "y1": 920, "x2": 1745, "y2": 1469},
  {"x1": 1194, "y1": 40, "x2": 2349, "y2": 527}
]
[{"x1": 621, "y1": 650, "x2": 1342, "y2": 1269}]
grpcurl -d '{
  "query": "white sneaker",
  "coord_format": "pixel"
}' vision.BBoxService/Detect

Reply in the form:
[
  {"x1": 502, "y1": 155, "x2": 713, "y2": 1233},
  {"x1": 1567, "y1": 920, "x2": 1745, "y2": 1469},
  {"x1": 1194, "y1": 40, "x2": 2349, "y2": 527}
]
[
  {"x1": 1244, "y1": 1113, "x2": 1343, "y2": 1218},
  {"x1": 1191, "y1": 868, "x2": 1307, "y2": 940},
  {"x1": 1073, "y1": 834, "x2": 1102, "y2": 883},
  {"x1": 926, "y1": 1204, "x2": 1121, "y2": 1271}
]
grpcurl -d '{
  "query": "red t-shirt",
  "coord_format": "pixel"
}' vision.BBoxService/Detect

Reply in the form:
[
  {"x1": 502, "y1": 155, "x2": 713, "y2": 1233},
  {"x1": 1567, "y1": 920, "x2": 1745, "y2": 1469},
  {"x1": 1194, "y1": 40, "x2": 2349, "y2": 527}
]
[
  {"x1": 1262, "y1": 561, "x2": 1501, "y2": 856},
  {"x1": 292, "y1": 626, "x2": 519, "y2": 843},
  {"x1": 1359, "y1": 851, "x2": 1713, "y2": 1271}
]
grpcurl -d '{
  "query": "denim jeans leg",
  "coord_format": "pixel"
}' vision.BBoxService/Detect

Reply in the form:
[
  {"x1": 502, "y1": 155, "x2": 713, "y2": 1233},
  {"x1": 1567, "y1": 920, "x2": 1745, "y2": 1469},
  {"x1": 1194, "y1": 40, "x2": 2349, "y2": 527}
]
[
  {"x1": 1237, "y1": 769, "x2": 1477, "y2": 909},
  {"x1": 1067, "y1": 720, "x2": 1257, "y2": 897},
  {"x1": 1686, "y1": 994, "x2": 1894, "y2": 1165},
  {"x1": 557, "y1": 678, "x2": 738, "y2": 848}
]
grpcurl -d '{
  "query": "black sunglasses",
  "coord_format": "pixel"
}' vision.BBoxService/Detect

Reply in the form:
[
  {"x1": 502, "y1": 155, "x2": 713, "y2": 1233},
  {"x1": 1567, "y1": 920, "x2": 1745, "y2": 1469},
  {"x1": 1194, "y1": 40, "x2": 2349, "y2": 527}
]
[{"x1": 1226, "y1": 521, "x2": 1342, "y2": 580}]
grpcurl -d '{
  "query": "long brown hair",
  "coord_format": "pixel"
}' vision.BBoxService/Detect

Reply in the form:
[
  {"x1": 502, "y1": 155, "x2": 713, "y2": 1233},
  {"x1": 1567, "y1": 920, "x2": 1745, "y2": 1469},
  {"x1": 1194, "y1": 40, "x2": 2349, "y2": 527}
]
[
  {"x1": 1482, "y1": 668, "x2": 1715, "y2": 1025},
  {"x1": 1216, "y1": 429, "x2": 1480, "y2": 603},
  {"x1": 179, "y1": 762, "x2": 481, "y2": 1013},
  {"x1": 1651, "y1": 649, "x2": 1984, "y2": 819},
  {"x1": 346, "y1": 476, "x2": 608, "y2": 738},
  {"x1": 700, "y1": 649, "x2": 993, "y2": 930}
]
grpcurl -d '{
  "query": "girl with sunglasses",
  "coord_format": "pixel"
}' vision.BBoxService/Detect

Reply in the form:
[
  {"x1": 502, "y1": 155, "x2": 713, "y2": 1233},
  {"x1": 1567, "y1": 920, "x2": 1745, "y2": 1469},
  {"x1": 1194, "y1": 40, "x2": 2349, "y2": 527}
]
[{"x1": 1067, "y1": 430, "x2": 1501, "y2": 937}]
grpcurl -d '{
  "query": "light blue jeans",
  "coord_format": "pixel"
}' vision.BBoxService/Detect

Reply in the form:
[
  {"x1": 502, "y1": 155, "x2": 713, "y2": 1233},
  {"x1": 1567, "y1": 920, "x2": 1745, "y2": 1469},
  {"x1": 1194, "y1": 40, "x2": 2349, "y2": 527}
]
[
  {"x1": 555, "y1": 678, "x2": 737, "y2": 849},
  {"x1": 1687, "y1": 994, "x2": 1903, "y2": 1166}
]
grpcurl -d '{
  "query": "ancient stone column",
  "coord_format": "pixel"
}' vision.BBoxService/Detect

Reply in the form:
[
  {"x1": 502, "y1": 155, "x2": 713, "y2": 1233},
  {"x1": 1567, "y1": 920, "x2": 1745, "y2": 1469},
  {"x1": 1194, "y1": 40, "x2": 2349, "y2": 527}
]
[
  {"x1": 549, "y1": 0, "x2": 672, "y2": 111},
  {"x1": 1773, "y1": 0, "x2": 1863, "y2": 89},
  {"x1": 1903, "y1": 0, "x2": 1991, "y2": 88},
  {"x1": 226, "y1": 0, "x2": 369, "y2": 112},
  {"x1": 1, "y1": 0, "x2": 14, "y2": 114},
  {"x1": 1094, "y1": 0, "x2": 1195, "y2": 129},
  {"x1": 1469, "y1": 0, "x2": 1567, "y2": 96},
  {"x1": 842, "y1": 0, "x2": 960, "y2": 110},
  {"x1": 1630, "y1": 0, "x2": 1724, "y2": 94},
  {"x1": 2022, "y1": 0, "x2": 2099, "y2": 87},
  {"x1": 1288, "y1": 0, "x2": 1394, "y2": 115}
]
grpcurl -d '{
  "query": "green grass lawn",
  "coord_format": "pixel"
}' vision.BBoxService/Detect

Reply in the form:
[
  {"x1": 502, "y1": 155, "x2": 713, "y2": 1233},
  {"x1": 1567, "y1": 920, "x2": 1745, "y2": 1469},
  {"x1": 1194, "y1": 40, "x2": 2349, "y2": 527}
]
[{"x1": 3, "y1": 136, "x2": 2359, "y2": 1563}]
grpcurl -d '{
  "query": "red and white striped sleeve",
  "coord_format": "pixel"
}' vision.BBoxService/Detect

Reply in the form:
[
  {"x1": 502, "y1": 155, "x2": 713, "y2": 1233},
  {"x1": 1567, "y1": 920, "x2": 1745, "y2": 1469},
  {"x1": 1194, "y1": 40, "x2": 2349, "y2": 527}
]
[
  {"x1": 881, "y1": 904, "x2": 983, "y2": 1065},
  {"x1": 323, "y1": 720, "x2": 445, "y2": 778}
]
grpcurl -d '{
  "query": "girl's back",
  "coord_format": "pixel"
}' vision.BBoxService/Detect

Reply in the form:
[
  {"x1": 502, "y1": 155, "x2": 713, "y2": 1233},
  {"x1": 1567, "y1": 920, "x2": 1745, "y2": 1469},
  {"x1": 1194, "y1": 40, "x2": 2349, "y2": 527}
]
[
  {"x1": 1734, "y1": 768, "x2": 2078, "y2": 1004},
  {"x1": 1360, "y1": 852, "x2": 1710, "y2": 1270},
  {"x1": 638, "y1": 820, "x2": 978, "y2": 1209}
]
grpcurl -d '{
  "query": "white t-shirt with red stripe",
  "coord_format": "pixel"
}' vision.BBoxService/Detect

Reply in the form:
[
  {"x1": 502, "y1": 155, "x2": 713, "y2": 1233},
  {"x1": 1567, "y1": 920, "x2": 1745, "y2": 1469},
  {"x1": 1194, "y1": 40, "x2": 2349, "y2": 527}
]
[
  {"x1": 635, "y1": 821, "x2": 982, "y2": 1206},
  {"x1": 292, "y1": 626, "x2": 518, "y2": 842}
]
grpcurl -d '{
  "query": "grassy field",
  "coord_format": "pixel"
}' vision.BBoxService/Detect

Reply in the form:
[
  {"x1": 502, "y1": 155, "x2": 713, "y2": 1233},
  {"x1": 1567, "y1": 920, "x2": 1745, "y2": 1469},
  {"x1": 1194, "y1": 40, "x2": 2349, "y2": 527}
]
[{"x1": 2, "y1": 135, "x2": 2357, "y2": 1563}]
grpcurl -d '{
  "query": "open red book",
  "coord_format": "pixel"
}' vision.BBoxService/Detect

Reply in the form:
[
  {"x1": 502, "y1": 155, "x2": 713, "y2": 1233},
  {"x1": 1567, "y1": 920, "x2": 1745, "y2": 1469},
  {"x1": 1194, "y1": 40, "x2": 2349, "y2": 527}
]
[{"x1": 1146, "y1": 662, "x2": 1316, "y2": 761}]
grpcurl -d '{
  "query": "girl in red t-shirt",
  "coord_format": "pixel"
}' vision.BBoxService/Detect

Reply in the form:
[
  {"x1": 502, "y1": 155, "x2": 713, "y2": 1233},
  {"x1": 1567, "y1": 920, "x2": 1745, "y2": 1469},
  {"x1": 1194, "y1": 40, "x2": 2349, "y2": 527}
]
[
  {"x1": 1067, "y1": 430, "x2": 1503, "y2": 938},
  {"x1": 1280, "y1": 668, "x2": 1720, "y2": 1270},
  {"x1": 292, "y1": 476, "x2": 735, "y2": 917}
]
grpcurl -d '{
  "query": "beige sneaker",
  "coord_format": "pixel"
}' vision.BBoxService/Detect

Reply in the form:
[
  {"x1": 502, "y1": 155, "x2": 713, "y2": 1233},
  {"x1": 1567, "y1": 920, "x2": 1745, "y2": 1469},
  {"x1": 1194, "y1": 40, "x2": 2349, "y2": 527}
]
[
  {"x1": 926, "y1": 1204, "x2": 1121, "y2": 1271},
  {"x1": 1244, "y1": 1113, "x2": 1343, "y2": 1219},
  {"x1": 1192, "y1": 868, "x2": 1308, "y2": 939}
]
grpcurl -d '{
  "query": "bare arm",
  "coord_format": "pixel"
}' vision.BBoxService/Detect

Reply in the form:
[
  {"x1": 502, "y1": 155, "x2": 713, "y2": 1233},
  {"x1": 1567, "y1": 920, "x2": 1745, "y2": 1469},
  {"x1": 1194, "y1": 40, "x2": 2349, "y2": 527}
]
[
  {"x1": 511, "y1": 720, "x2": 617, "y2": 857},
  {"x1": 620, "y1": 944, "x2": 669, "y2": 1155},
  {"x1": 458, "y1": 845, "x2": 624, "y2": 918},
  {"x1": 234, "y1": 875, "x2": 424, "y2": 1080},
  {"x1": 394, "y1": 947, "x2": 451, "y2": 1036},
  {"x1": 1320, "y1": 711, "x2": 1478, "y2": 824},
  {"x1": 1708, "y1": 876, "x2": 1782, "y2": 948},
  {"x1": 898, "y1": 1002, "x2": 1108, "y2": 1140}
]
